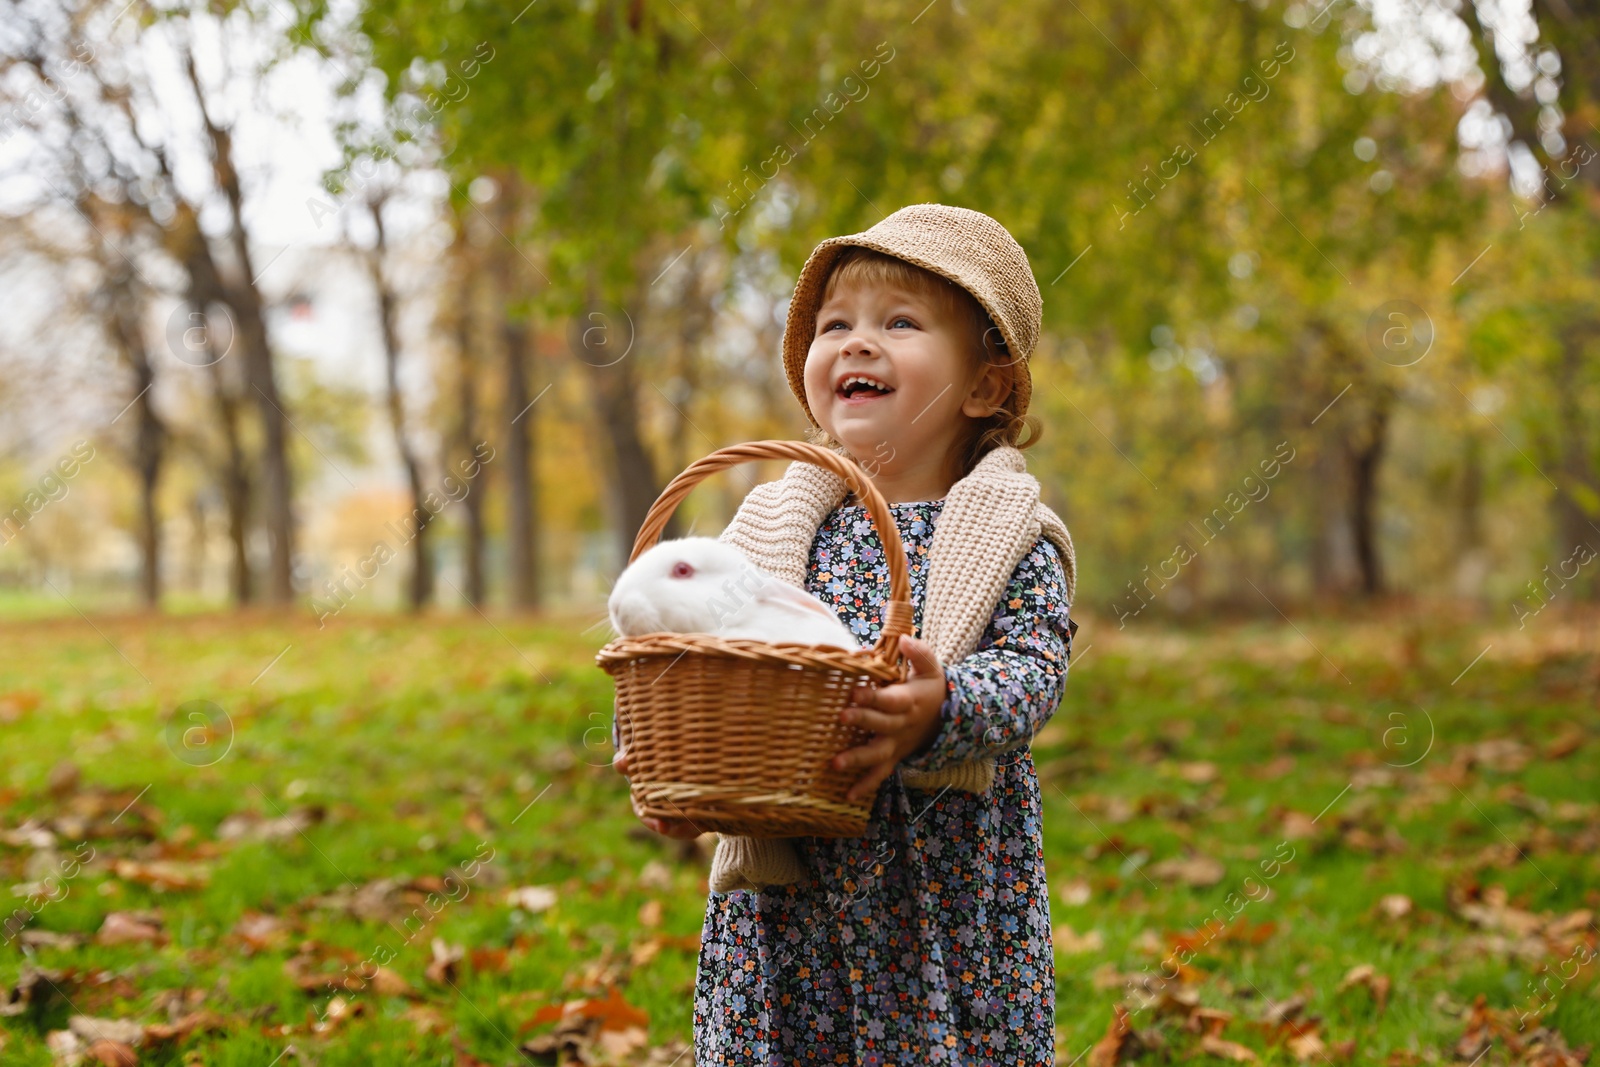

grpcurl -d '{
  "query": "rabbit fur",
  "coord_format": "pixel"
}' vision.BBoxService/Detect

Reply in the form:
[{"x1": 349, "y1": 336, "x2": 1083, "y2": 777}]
[{"x1": 608, "y1": 537, "x2": 860, "y2": 649}]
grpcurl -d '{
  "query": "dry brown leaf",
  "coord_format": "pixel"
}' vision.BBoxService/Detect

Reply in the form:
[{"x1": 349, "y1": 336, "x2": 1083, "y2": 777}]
[
  {"x1": 97, "y1": 912, "x2": 166, "y2": 947},
  {"x1": 597, "y1": 1025, "x2": 650, "y2": 1059},
  {"x1": 142, "y1": 1010, "x2": 226, "y2": 1044},
  {"x1": 1186, "y1": 1007, "x2": 1233, "y2": 1037},
  {"x1": 1199, "y1": 1034, "x2": 1259, "y2": 1061},
  {"x1": 111, "y1": 859, "x2": 209, "y2": 892},
  {"x1": 68, "y1": 1017, "x2": 144, "y2": 1046},
  {"x1": 638, "y1": 899, "x2": 663, "y2": 928},
  {"x1": 1377, "y1": 894, "x2": 1412, "y2": 920},
  {"x1": 1179, "y1": 761, "x2": 1219, "y2": 783},
  {"x1": 1262, "y1": 994, "x2": 1306, "y2": 1025},
  {"x1": 232, "y1": 912, "x2": 290, "y2": 953},
  {"x1": 530, "y1": 987, "x2": 650, "y2": 1032},
  {"x1": 426, "y1": 939, "x2": 465, "y2": 985},
  {"x1": 404, "y1": 1004, "x2": 450, "y2": 1035},
  {"x1": 1543, "y1": 728, "x2": 1586, "y2": 760},
  {"x1": 369, "y1": 967, "x2": 413, "y2": 997},
  {"x1": 1059, "y1": 879, "x2": 1092, "y2": 907},
  {"x1": 1281, "y1": 812, "x2": 1319, "y2": 839},
  {"x1": 1286, "y1": 1030, "x2": 1327, "y2": 1062},
  {"x1": 507, "y1": 885, "x2": 558, "y2": 913},
  {"x1": 83, "y1": 1039, "x2": 137, "y2": 1067},
  {"x1": 47, "y1": 1029, "x2": 85, "y2": 1066},
  {"x1": 470, "y1": 947, "x2": 510, "y2": 974},
  {"x1": 1148, "y1": 854, "x2": 1225, "y2": 887},
  {"x1": 1337, "y1": 964, "x2": 1391, "y2": 1013},
  {"x1": 1087, "y1": 1003, "x2": 1132, "y2": 1067},
  {"x1": 637, "y1": 860, "x2": 674, "y2": 891},
  {"x1": 1054, "y1": 924, "x2": 1105, "y2": 955}
]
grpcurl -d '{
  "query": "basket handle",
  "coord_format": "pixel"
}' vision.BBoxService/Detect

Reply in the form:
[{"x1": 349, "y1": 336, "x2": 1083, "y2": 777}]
[{"x1": 626, "y1": 440, "x2": 914, "y2": 672}]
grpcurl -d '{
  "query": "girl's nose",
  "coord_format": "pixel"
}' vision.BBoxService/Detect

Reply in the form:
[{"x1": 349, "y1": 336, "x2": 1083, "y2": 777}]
[{"x1": 840, "y1": 332, "x2": 879, "y2": 359}]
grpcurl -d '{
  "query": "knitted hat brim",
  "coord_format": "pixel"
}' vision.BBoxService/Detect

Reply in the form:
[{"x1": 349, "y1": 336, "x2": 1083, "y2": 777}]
[{"x1": 781, "y1": 235, "x2": 1034, "y2": 428}]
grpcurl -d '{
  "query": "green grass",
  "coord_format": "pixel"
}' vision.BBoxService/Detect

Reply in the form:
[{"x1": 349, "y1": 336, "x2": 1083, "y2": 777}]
[{"x1": 1, "y1": 607, "x2": 1596, "y2": 1064}]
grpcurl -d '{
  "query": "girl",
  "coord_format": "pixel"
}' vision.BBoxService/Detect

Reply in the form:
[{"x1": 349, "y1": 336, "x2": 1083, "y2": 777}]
[{"x1": 620, "y1": 203, "x2": 1076, "y2": 1065}]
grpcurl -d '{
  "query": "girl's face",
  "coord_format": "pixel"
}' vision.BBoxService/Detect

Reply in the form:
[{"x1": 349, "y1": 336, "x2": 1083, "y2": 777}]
[{"x1": 803, "y1": 279, "x2": 1006, "y2": 486}]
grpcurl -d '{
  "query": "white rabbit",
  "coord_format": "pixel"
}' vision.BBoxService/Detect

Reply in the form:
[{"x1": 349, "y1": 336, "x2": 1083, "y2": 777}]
[{"x1": 608, "y1": 537, "x2": 860, "y2": 649}]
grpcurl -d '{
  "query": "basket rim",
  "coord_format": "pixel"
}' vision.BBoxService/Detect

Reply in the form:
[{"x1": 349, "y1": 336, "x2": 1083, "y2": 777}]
[
  {"x1": 596, "y1": 632, "x2": 903, "y2": 683},
  {"x1": 622, "y1": 439, "x2": 914, "y2": 671}
]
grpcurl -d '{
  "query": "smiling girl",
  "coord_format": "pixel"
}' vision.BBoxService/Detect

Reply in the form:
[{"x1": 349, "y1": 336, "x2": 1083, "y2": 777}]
[{"x1": 618, "y1": 204, "x2": 1078, "y2": 1065}]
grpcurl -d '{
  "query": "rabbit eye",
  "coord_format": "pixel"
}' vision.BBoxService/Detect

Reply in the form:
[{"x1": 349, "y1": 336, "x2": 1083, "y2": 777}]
[{"x1": 669, "y1": 561, "x2": 695, "y2": 578}]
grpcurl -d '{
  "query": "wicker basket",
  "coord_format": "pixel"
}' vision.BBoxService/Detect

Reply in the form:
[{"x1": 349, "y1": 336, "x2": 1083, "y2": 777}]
[{"x1": 596, "y1": 440, "x2": 913, "y2": 838}]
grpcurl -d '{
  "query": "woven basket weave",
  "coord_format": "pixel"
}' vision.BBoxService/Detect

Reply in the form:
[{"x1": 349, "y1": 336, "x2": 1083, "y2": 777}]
[{"x1": 596, "y1": 441, "x2": 912, "y2": 838}]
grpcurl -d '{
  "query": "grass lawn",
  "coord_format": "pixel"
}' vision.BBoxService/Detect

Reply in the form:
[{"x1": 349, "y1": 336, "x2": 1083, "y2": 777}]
[{"x1": 0, "y1": 607, "x2": 1596, "y2": 1065}]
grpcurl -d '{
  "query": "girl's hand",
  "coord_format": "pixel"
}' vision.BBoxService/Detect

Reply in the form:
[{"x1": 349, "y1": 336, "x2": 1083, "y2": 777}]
[
  {"x1": 640, "y1": 815, "x2": 703, "y2": 839},
  {"x1": 615, "y1": 748, "x2": 703, "y2": 839},
  {"x1": 833, "y1": 636, "x2": 947, "y2": 802}
]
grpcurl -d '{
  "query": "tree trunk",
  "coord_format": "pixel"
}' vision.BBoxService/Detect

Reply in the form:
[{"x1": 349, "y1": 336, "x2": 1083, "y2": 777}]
[
  {"x1": 501, "y1": 315, "x2": 540, "y2": 609},
  {"x1": 364, "y1": 200, "x2": 433, "y2": 610},
  {"x1": 580, "y1": 296, "x2": 676, "y2": 571},
  {"x1": 1346, "y1": 396, "x2": 1390, "y2": 598},
  {"x1": 455, "y1": 272, "x2": 487, "y2": 607},
  {"x1": 1554, "y1": 324, "x2": 1600, "y2": 599},
  {"x1": 184, "y1": 51, "x2": 295, "y2": 604},
  {"x1": 104, "y1": 264, "x2": 164, "y2": 608},
  {"x1": 208, "y1": 344, "x2": 253, "y2": 606}
]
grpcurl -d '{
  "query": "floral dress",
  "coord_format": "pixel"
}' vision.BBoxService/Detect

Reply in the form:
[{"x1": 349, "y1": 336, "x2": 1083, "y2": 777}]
[{"x1": 693, "y1": 498, "x2": 1075, "y2": 1066}]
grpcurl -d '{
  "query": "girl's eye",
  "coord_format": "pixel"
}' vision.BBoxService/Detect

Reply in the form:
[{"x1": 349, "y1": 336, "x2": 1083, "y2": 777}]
[
  {"x1": 889, "y1": 316, "x2": 916, "y2": 329},
  {"x1": 822, "y1": 320, "x2": 848, "y2": 332}
]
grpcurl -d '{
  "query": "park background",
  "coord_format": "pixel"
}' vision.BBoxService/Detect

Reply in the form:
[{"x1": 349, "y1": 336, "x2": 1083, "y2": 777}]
[{"x1": 1, "y1": 0, "x2": 1597, "y2": 1063}]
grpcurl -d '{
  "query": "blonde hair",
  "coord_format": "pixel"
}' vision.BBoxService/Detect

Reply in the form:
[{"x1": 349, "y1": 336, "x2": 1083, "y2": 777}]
[{"x1": 805, "y1": 248, "x2": 1041, "y2": 479}]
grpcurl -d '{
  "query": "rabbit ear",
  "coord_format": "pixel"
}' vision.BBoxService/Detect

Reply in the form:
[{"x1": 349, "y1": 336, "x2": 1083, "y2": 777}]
[{"x1": 750, "y1": 578, "x2": 842, "y2": 623}]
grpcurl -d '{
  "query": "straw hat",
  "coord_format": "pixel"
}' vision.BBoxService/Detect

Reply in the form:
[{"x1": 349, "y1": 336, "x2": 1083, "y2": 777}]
[{"x1": 780, "y1": 203, "x2": 1043, "y2": 427}]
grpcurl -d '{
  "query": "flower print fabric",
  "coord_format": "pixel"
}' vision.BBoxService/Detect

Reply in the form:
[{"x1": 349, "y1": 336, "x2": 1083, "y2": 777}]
[{"x1": 693, "y1": 498, "x2": 1074, "y2": 1066}]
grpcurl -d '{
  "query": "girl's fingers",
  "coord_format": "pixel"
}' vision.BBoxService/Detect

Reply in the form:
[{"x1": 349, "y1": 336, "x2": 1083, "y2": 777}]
[
  {"x1": 613, "y1": 750, "x2": 632, "y2": 777},
  {"x1": 846, "y1": 759, "x2": 899, "y2": 803},
  {"x1": 833, "y1": 735, "x2": 896, "y2": 771},
  {"x1": 841, "y1": 705, "x2": 905, "y2": 733},
  {"x1": 898, "y1": 636, "x2": 943, "y2": 679}
]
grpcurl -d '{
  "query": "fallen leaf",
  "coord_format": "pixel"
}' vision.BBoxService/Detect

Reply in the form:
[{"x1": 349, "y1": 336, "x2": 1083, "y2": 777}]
[
  {"x1": 470, "y1": 947, "x2": 510, "y2": 974},
  {"x1": 19, "y1": 930, "x2": 87, "y2": 951},
  {"x1": 1377, "y1": 894, "x2": 1412, "y2": 920},
  {"x1": 637, "y1": 860, "x2": 674, "y2": 892},
  {"x1": 68, "y1": 1017, "x2": 144, "y2": 1046},
  {"x1": 47, "y1": 761, "x2": 82, "y2": 797},
  {"x1": 1055, "y1": 924, "x2": 1105, "y2": 954},
  {"x1": 112, "y1": 859, "x2": 210, "y2": 892},
  {"x1": 1, "y1": 965, "x2": 73, "y2": 1018},
  {"x1": 1281, "y1": 812, "x2": 1319, "y2": 839},
  {"x1": 1087, "y1": 1003, "x2": 1132, "y2": 1067},
  {"x1": 1179, "y1": 761, "x2": 1219, "y2": 783},
  {"x1": 1059, "y1": 879, "x2": 1092, "y2": 907},
  {"x1": 216, "y1": 807, "x2": 324, "y2": 842},
  {"x1": 84, "y1": 1039, "x2": 137, "y2": 1067},
  {"x1": 1543, "y1": 728, "x2": 1586, "y2": 760},
  {"x1": 426, "y1": 939, "x2": 465, "y2": 985},
  {"x1": 1200, "y1": 1034, "x2": 1258, "y2": 1061},
  {"x1": 1148, "y1": 854, "x2": 1225, "y2": 887},
  {"x1": 47, "y1": 1029, "x2": 85, "y2": 1066},
  {"x1": 1262, "y1": 994, "x2": 1306, "y2": 1025},
  {"x1": 142, "y1": 1010, "x2": 226, "y2": 1044},
  {"x1": 530, "y1": 986, "x2": 649, "y2": 1032},
  {"x1": 1337, "y1": 964, "x2": 1391, "y2": 1013},
  {"x1": 370, "y1": 967, "x2": 414, "y2": 997},
  {"x1": 507, "y1": 885, "x2": 558, "y2": 913},
  {"x1": 597, "y1": 1025, "x2": 649, "y2": 1059},
  {"x1": 97, "y1": 912, "x2": 167, "y2": 947},
  {"x1": 638, "y1": 899, "x2": 663, "y2": 928},
  {"x1": 1287, "y1": 1030, "x2": 1327, "y2": 1062},
  {"x1": 232, "y1": 912, "x2": 291, "y2": 953}
]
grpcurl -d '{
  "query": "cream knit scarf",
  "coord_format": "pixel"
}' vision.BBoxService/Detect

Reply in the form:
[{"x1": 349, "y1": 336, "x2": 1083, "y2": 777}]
[{"x1": 709, "y1": 444, "x2": 1075, "y2": 893}]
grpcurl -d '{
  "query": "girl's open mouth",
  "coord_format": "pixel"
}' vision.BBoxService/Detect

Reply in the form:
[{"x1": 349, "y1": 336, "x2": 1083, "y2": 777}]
[{"x1": 835, "y1": 375, "x2": 895, "y2": 404}]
